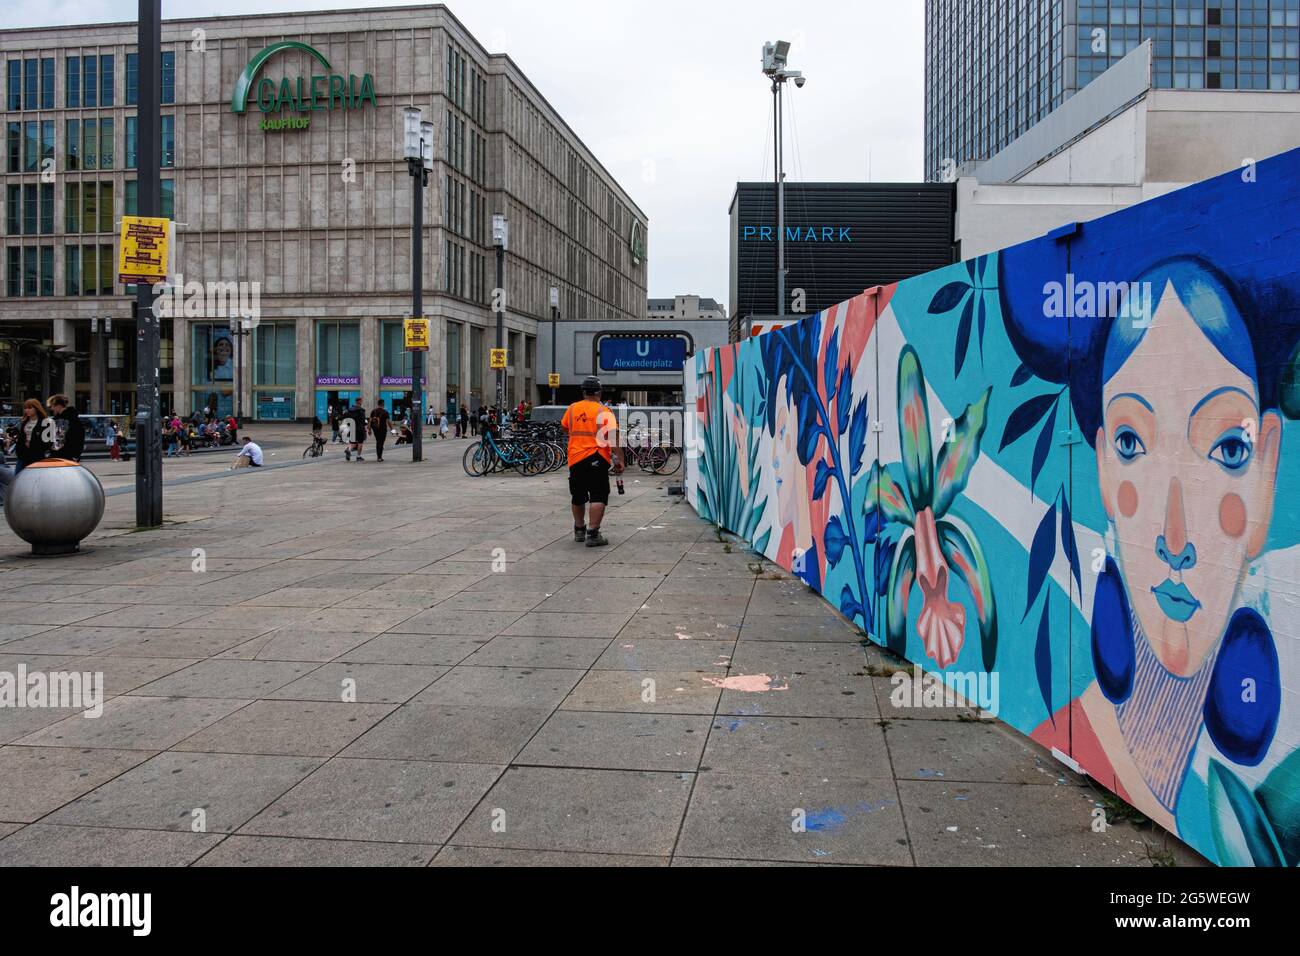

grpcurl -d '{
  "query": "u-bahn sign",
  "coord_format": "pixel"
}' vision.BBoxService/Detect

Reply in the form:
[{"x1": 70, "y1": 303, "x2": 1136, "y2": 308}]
[
  {"x1": 599, "y1": 336, "x2": 686, "y2": 372},
  {"x1": 231, "y1": 40, "x2": 378, "y2": 132}
]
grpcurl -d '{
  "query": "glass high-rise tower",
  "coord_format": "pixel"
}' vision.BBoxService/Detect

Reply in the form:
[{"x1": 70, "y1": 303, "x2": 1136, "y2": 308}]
[{"x1": 925, "y1": 0, "x2": 1300, "y2": 182}]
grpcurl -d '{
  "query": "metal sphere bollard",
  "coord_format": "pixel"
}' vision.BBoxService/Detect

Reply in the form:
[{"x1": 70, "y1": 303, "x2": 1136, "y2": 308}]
[{"x1": 4, "y1": 459, "x2": 106, "y2": 556}]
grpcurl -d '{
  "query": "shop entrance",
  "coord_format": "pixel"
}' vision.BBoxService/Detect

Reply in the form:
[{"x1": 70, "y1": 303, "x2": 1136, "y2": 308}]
[
  {"x1": 379, "y1": 390, "x2": 412, "y2": 421},
  {"x1": 315, "y1": 390, "x2": 359, "y2": 422}
]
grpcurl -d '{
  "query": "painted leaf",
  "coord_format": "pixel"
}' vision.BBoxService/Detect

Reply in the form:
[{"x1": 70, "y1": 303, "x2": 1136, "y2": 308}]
[
  {"x1": 897, "y1": 346, "x2": 934, "y2": 511},
  {"x1": 796, "y1": 389, "x2": 822, "y2": 465},
  {"x1": 753, "y1": 529, "x2": 772, "y2": 559},
  {"x1": 823, "y1": 328, "x2": 840, "y2": 398},
  {"x1": 1060, "y1": 494, "x2": 1082, "y2": 593},
  {"x1": 1010, "y1": 362, "x2": 1034, "y2": 387},
  {"x1": 1035, "y1": 597, "x2": 1053, "y2": 727},
  {"x1": 954, "y1": 295, "x2": 974, "y2": 378},
  {"x1": 840, "y1": 585, "x2": 864, "y2": 625},
  {"x1": 999, "y1": 390, "x2": 1059, "y2": 452},
  {"x1": 1030, "y1": 401, "x2": 1059, "y2": 495},
  {"x1": 874, "y1": 534, "x2": 898, "y2": 596},
  {"x1": 977, "y1": 294, "x2": 987, "y2": 361},
  {"x1": 836, "y1": 366, "x2": 852, "y2": 435},
  {"x1": 933, "y1": 387, "x2": 992, "y2": 518},
  {"x1": 928, "y1": 280, "x2": 970, "y2": 314},
  {"x1": 849, "y1": 398, "x2": 868, "y2": 477},
  {"x1": 1207, "y1": 760, "x2": 1287, "y2": 867},
  {"x1": 885, "y1": 535, "x2": 917, "y2": 656},
  {"x1": 965, "y1": 258, "x2": 978, "y2": 281},
  {"x1": 867, "y1": 460, "x2": 914, "y2": 526},
  {"x1": 862, "y1": 506, "x2": 883, "y2": 545},
  {"x1": 1024, "y1": 502, "x2": 1057, "y2": 621},
  {"x1": 937, "y1": 518, "x2": 998, "y2": 672},
  {"x1": 824, "y1": 515, "x2": 849, "y2": 566},
  {"x1": 1257, "y1": 747, "x2": 1300, "y2": 866},
  {"x1": 812, "y1": 458, "x2": 832, "y2": 501}
]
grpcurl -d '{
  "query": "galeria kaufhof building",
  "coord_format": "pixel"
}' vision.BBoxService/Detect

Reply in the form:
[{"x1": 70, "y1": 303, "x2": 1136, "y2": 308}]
[{"x1": 0, "y1": 4, "x2": 648, "y2": 421}]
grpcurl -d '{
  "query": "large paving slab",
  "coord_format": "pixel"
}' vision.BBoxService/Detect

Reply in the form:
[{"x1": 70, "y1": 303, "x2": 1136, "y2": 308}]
[{"x1": 0, "y1": 427, "x2": 1202, "y2": 867}]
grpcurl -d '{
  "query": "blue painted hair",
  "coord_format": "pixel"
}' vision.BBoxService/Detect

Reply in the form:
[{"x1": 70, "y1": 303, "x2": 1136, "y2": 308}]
[{"x1": 1103, "y1": 258, "x2": 1258, "y2": 388}]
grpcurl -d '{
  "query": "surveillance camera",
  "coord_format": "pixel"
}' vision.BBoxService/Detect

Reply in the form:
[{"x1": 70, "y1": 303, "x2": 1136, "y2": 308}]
[{"x1": 794, "y1": 76, "x2": 806, "y2": 88}]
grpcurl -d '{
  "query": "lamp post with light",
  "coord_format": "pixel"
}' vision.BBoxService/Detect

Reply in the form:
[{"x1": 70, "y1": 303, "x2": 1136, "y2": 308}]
[
  {"x1": 403, "y1": 106, "x2": 433, "y2": 463},
  {"x1": 492, "y1": 214, "x2": 508, "y2": 410},
  {"x1": 761, "y1": 40, "x2": 805, "y2": 318},
  {"x1": 549, "y1": 285, "x2": 559, "y2": 405}
]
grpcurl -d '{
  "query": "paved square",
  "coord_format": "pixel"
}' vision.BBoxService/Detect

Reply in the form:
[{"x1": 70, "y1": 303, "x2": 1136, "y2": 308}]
[{"x1": 0, "y1": 434, "x2": 1201, "y2": 866}]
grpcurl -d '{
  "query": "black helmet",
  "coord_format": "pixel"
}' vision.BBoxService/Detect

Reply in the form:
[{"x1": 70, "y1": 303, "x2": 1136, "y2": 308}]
[{"x1": 581, "y1": 376, "x2": 602, "y2": 395}]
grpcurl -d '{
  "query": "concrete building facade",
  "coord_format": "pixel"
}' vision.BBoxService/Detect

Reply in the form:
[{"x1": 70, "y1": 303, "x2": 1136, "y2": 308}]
[
  {"x1": 926, "y1": 0, "x2": 1300, "y2": 183},
  {"x1": 646, "y1": 294, "x2": 726, "y2": 323},
  {"x1": 0, "y1": 4, "x2": 648, "y2": 421},
  {"x1": 956, "y1": 40, "x2": 1300, "y2": 256}
]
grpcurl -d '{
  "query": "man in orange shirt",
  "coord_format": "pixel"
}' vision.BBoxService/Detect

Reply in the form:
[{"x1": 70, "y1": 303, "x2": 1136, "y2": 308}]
[{"x1": 561, "y1": 377, "x2": 623, "y2": 547}]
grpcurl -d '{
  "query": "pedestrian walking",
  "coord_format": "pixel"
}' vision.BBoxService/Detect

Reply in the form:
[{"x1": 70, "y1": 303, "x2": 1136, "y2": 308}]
[
  {"x1": 561, "y1": 377, "x2": 623, "y2": 548},
  {"x1": 458, "y1": 406, "x2": 469, "y2": 438},
  {"x1": 108, "y1": 423, "x2": 122, "y2": 461},
  {"x1": 370, "y1": 400, "x2": 390, "y2": 462},
  {"x1": 439, "y1": 411, "x2": 449, "y2": 440},
  {"x1": 343, "y1": 398, "x2": 368, "y2": 462},
  {"x1": 46, "y1": 394, "x2": 85, "y2": 462}
]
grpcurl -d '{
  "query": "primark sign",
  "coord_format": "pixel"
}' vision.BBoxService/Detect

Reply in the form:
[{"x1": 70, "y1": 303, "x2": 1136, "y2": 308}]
[{"x1": 741, "y1": 224, "x2": 854, "y2": 242}]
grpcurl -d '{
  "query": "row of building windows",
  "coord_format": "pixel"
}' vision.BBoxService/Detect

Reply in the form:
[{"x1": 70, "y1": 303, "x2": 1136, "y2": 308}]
[
  {"x1": 4, "y1": 243, "x2": 115, "y2": 297},
  {"x1": 4, "y1": 180, "x2": 176, "y2": 238},
  {"x1": 5, "y1": 52, "x2": 175, "y2": 111},
  {"x1": 5, "y1": 115, "x2": 174, "y2": 172}
]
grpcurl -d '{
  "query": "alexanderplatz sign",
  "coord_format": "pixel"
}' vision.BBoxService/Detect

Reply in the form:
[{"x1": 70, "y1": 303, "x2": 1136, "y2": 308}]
[{"x1": 231, "y1": 40, "x2": 377, "y2": 131}]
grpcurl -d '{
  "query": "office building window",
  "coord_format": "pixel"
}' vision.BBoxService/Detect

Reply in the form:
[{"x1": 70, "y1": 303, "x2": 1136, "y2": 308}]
[
  {"x1": 125, "y1": 116, "x2": 137, "y2": 168},
  {"x1": 161, "y1": 115, "x2": 173, "y2": 167},
  {"x1": 41, "y1": 120, "x2": 54, "y2": 166},
  {"x1": 40, "y1": 182, "x2": 53, "y2": 234},
  {"x1": 6, "y1": 61, "x2": 19, "y2": 111},
  {"x1": 161, "y1": 51, "x2": 175, "y2": 105},
  {"x1": 83, "y1": 117, "x2": 97, "y2": 169},
  {"x1": 99, "y1": 117, "x2": 113, "y2": 168},
  {"x1": 126, "y1": 53, "x2": 138, "y2": 105},
  {"x1": 65, "y1": 182, "x2": 80, "y2": 232},
  {"x1": 5, "y1": 122, "x2": 19, "y2": 173},
  {"x1": 65, "y1": 119, "x2": 80, "y2": 169},
  {"x1": 23, "y1": 58, "x2": 37, "y2": 110},
  {"x1": 100, "y1": 54, "x2": 114, "y2": 106},
  {"x1": 65, "y1": 244, "x2": 80, "y2": 296},
  {"x1": 40, "y1": 57, "x2": 54, "y2": 109},
  {"x1": 23, "y1": 183, "x2": 36, "y2": 234},
  {"x1": 5, "y1": 247, "x2": 18, "y2": 297},
  {"x1": 23, "y1": 120, "x2": 37, "y2": 171},
  {"x1": 65, "y1": 56, "x2": 79, "y2": 107},
  {"x1": 5, "y1": 184, "x2": 18, "y2": 235},
  {"x1": 83, "y1": 55, "x2": 97, "y2": 106},
  {"x1": 316, "y1": 320, "x2": 361, "y2": 380}
]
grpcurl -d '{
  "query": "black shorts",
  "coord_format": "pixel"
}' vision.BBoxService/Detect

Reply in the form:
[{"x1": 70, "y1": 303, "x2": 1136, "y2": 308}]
[{"x1": 569, "y1": 453, "x2": 611, "y2": 506}]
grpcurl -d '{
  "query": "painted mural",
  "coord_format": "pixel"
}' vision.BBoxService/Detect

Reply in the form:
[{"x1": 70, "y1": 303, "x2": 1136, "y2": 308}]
[{"x1": 685, "y1": 147, "x2": 1300, "y2": 866}]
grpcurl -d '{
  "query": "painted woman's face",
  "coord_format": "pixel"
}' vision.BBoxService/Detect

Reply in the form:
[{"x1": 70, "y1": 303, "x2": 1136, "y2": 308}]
[
  {"x1": 1097, "y1": 280, "x2": 1281, "y2": 676},
  {"x1": 213, "y1": 339, "x2": 233, "y2": 364}
]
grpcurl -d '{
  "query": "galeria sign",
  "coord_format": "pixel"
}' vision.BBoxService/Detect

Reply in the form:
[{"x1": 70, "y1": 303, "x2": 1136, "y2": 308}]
[{"x1": 231, "y1": 40, "x2": 377, "y2": 132}]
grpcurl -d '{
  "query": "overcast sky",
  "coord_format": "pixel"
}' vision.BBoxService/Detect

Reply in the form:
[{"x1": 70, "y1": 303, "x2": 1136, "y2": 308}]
[{"x1": 2, "y1": 0, "x2": 925, "y2": 313}]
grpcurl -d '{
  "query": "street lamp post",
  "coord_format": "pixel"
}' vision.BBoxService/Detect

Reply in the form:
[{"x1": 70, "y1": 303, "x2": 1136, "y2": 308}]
[
  {"x1": 761, "y1": 41, "x2": 805, "y2": 319},
  {"x1": 228, "y1": 315, "x2": 252, "y2": 421},
  {"x1": 133, "y1": 0, "x2": 163, "y2": 527},
  {"x1": 548, "y1": 285, "x2": 559, "y2": 405},
  {"x1": 403, "y1": 106, "x2": 432, "y2": 463},
  {"x1": 492, "y1": 214, "x2": 508, "y2": 411}
]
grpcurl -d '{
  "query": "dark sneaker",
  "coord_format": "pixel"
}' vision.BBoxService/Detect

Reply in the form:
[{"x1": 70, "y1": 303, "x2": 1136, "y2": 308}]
[
  {"x1": 585, "y1": 530, "x2": 609, "y2": 548},
  {"x1": 574, "y1": 525, "x2": 586, "y2": 543},
  {"x1": 344, "y1": 447, "x2": 352, "y2": 461}
]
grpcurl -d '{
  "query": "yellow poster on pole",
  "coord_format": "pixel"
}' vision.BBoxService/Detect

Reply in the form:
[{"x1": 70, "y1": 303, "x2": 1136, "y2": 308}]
[
  {"x1": 404, "y1": 317, "x2": 430, "y2": 351},
  {"x1": 547, "y1": 373, "x2": 560, "y2": 388},
  {"x1": 490, "y1": 348, "x2": 508, "y2": 369},
  {"x1": 117, "y1": 215, "x2": 170, "y2": 285}
]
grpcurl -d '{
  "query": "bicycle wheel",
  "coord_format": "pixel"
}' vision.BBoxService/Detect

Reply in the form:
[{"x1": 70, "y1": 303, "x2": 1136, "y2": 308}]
[
  {"x1": 303, "y1": 444, "x2": 314, "y2": 459},
  {"x1": 646, "y1": 447, "x2": 669, "y2": 473},
  {"x1": 463, "y1": 441, "x2": 488, "y2": 476},
  {"x1": 653, "y1": 447, "x2": 681, "y2": 475}
]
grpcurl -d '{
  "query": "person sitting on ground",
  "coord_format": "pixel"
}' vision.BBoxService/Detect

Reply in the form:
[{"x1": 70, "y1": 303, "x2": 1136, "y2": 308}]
[{"x1": 234, "y1": 436, "x2": 264, "y2": 468}]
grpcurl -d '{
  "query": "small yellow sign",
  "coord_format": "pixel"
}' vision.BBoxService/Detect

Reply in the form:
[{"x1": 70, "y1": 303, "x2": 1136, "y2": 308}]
[
  {"x1": 490, "y1": 348, "x2": 508, "y2": 369},
  {"x1": 404, "y1": 317, "x2": 430, "y2": 351},
  {"x1": 547, "y1": 372, "x2": 561, "y2": 388},
  {"x1": 117, "y1": 215, "x2": 170, "y2": 285}
]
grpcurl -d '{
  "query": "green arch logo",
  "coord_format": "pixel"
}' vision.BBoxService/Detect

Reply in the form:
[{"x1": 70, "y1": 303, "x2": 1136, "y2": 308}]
[
  {"x1": 629, "y1": 220, "x2": 646, "y2": 267},
  {"x1": 231, "y1": 40, "x2": 333, "y2": 113}
]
